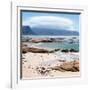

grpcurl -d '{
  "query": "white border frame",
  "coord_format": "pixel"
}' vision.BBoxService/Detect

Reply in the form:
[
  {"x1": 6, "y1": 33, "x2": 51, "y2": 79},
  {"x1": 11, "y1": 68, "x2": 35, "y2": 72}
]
[{"x1": 11, "y1": 1, "x2": 88, "y2": 88}]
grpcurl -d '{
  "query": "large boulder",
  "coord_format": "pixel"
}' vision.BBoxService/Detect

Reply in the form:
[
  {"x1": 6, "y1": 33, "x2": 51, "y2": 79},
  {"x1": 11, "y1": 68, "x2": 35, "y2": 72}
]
[
  {"x1": 51, "y1": 60, "x2": 79, "y2": 72},
  {"x1": 22, "y1": 47, "x2": 50, "y2": 53},
  {"x1": 61, "y1": 49, "x2": 69, "y2": 53},
  {"x1": 22, "y1": 47, "x2": 60, "y2": 53},
  {"x1": 73, "y1": 60, "x2": 79, "y2": 71},
  {"x1": 60, "y1": 61, "x2": 79, "y2": 72}
]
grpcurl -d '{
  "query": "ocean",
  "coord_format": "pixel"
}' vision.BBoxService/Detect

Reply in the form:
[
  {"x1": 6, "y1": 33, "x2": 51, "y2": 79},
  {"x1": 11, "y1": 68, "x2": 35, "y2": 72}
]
[
  {"x1": 31, "y1": 42, "x2": 79, "y2": 51},
  {"x1": 22, "y1": 35, "x2": 79, "y2": 61},
  {"x1": 22, "y1": 35, "x2": 79, "y2": 51}
]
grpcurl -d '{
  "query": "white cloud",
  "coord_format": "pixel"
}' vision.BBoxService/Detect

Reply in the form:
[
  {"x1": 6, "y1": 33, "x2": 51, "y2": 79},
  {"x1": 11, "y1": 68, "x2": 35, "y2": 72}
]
[{"x1": 23, "y1": 16, "x2": 76, "y2": 31}]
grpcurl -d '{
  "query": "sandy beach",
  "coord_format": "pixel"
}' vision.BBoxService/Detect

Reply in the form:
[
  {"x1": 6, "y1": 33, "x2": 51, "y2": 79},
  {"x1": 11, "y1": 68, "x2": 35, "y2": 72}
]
[
  {"x1": 21, "y1": 36, "x2": 80, "y2": 79},
  {"x1": 22, "y1": 51, "x2": 80, "y2": 79}
]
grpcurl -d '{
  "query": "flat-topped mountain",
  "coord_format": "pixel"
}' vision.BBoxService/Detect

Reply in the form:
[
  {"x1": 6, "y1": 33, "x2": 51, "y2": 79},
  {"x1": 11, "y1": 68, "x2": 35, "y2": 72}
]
[{"x1": 22, "y1": 26, "x2": 79, "y2": 36}]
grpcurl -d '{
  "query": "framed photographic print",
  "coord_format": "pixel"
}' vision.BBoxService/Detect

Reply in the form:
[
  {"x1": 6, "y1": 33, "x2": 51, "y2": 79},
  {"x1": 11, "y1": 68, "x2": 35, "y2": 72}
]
[
  {"x1": 11, "y1": 1, "x2": 88, "y2": 88},
  {"x1": 21, "y1": 7, "x2": 81, "y2": 79}
]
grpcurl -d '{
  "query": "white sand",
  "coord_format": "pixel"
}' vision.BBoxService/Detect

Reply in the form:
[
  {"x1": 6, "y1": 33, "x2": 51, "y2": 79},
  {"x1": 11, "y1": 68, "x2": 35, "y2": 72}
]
[{"x1": 22, "y1": 52, "x2": 80, "y2": 79}]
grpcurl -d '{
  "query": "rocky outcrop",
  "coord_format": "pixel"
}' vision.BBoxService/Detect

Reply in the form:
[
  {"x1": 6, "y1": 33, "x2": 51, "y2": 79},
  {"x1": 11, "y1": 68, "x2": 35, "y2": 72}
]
[
  {"x1": 22, "y1": 47, "x2": 60, "y2": 53},
  {"x1": 61, "y1": 49, "x2": 78, "y2": 53},
  {"x1": 51, "y1": 60, "x2": 79, "y2": 72},
  {"x1": 22, "y1": 47, "x2": 50, "y2": 53},
  {"x1": 69, "y1": 49, "x2": 78, "y2": 52},
  {"x1": 31, "y1": 38, "x2": 53, "y2": 43},
  {"x1": 61, "y1": 49, "x2": 69, "y2": 53},
  {"x1": 49, "y1": 49, "x2": 60, "y2": 53},
  {"x1": 35, "y1": 60, "x2": 79, "y2": 76},
  {"x1": 35, "y1": 60, "x2": 79, "y2": 75}
]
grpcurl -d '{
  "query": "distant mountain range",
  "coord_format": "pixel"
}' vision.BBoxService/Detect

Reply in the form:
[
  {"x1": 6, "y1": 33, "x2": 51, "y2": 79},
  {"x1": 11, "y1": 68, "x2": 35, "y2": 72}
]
[
  {"x1": 22, "y1": 26, "x2": 36, "y2": 35},
  {"x1": 22, "y1": 26, "x2": 79, "y2": 36}
]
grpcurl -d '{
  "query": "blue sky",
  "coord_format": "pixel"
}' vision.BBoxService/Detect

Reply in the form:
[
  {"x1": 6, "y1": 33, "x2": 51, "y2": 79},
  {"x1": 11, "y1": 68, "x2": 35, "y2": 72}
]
[{"x1": 22, "y1": 11, "x2": 80, "y2": 32}]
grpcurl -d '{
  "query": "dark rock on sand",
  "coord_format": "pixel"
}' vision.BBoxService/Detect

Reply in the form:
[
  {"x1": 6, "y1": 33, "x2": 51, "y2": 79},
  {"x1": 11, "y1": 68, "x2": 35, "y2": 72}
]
[
  {"x1": 49, "y1": 49, "x2": 60, "y2": 53},
  {"x1": 36, "y1": 66, "x2": 51, "y2": 75},
  {"x1": 22, "y1": 47, "x2": 50, "y2": 53},
  {"x1": 61, "y1": 49, "x2": 69, "y2": 53},
  {"x1": 61, "y1": 49, "x2": 78, "y2": 53},
  {"x1": 69, "y1": 49, "x2": 78, "y2": 52},
  {"x1": 22, "y1": 47, "x2": 60, "y2": 53},
  {"x1": 22, "y1": 49, "x2": 27, "y2": 54}
]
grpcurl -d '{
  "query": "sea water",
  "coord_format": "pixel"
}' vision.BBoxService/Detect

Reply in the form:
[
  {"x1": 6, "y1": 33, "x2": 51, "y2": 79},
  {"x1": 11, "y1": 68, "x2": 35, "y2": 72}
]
[
  {"x1": 22, "y1": 35, "x2": 79, "y2": 61},
  {"x1": 22, "y1": 35, "x2": 79, "y2": 51},
  {"x1": 32, "y1": 42, "x2": 79, "y2": 51}
]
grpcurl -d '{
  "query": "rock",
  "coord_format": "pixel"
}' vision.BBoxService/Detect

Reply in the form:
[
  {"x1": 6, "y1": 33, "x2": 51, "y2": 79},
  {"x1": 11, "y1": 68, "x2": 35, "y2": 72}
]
[
  {"x1": 61, "y1": 49, "x2": 79, "y2": 53},
  {"x1": 58, "y1": 60, "x2": 66, "y2": 62},
  {"x1": 69, "y1": 49, "x2": 78, "y2": 52},
  {"x1": 49, "y1": 49, "x2": 60, "y2": 53},
  {"x1": 73, "y1": 60, "x2": 79, "y2": 71},
  {"x1": 31, "y1": 38, "x2": 53, "y2": 43},
  {"x1": 22, "y1": 47, "x2": 60, "y2": 53},
  {"x1": 60, "y1": 62, "x2": 74, "y2": 71},
  {"x1": 73, "y1": 64, "x2": 79, "y2": 71},
  {"x1": 61, "y1": 49, "x2": 69, "y2": 53},
  {"x1": 51, "y1": 66, "x2": 66, "y2": 72},
  {"x1": 60, "y1": 61, "x2": 79, "y2": 72},
  {"x1": 36, "y1": 66, "x2": 51, "y2": 75},
  {"x1": 22, "y1": 47, "x2": 50, "y2": 53},
  {"x1": 51, "y1": 60, "x2": 79, "y2": 72},
  {"x1": 22, "y1": 48, "x2": 29, "y2": 54}
]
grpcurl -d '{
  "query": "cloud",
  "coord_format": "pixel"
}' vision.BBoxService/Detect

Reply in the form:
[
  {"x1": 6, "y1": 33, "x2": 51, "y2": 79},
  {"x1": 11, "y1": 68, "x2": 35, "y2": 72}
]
[{"x1": 23, "y1": 16, "x2": 76, "y2": 31}]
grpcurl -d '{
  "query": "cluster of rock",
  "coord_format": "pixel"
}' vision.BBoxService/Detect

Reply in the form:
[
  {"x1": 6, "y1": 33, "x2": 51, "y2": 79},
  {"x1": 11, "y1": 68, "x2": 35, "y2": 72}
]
[
  {"x1": 22, "y1": 46, "x2": 78, "y2": 54},
  {"x1": 22, "y1": 38, "x2": 65, "y2": 43},
  {"x1": 51, "y1": 60, "x2": 79, "y2": 72},
  {"x1": 36, "y1": 60, "x2": 79, "y2": 75},
  {"x1": 22, "y1": 47, "x2": 60, "y2": 53},
  {"x1": 22, "y1": 43, "x2": 78, "y2": 53},
  {"x1": 31, "y1": 38, "x2": 53, "y2": 43},
  {"x1": 31, "y1": 38, "x2": 67, "y2": 43},
  {"x1": 22, "y1": 37, "x2": 79, "y2": 44},
  {"x1": 36, "y1": 66, "x2": 51, "y2": 75},
  {"x1": 61, "y1": 49, "x2": 78, "y2": 53}
]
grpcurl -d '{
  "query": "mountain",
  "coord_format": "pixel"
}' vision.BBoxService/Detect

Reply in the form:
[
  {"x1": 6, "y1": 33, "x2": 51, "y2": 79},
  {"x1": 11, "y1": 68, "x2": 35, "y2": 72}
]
[
  {"x1": 22, "y1": 26, "x2": 79, "y2": 36},
  {"x1": 22, "y1": 26, "x2": 36, "y2": 35},
  {"x1": 32, "y1": 27, "x2": 79, "y2": 36}
]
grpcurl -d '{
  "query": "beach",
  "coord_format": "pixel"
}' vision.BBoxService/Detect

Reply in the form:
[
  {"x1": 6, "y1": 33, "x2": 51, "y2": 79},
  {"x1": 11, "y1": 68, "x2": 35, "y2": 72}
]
[
  {"x1": 21, "y1": 36, "x2": 80, "y2": 79},
  {"x1": 22, "y1": 51, "x2": 80, "y2": 79}
]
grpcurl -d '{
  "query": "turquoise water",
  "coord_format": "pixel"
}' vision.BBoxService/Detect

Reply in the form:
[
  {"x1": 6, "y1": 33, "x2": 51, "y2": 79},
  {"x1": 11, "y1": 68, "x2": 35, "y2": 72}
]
[
  {"x1": 31, "y1": 42, "x2": 79, "y2": 51},
  {"x1": 22, "y1": 35, "x2": 79, "y2": 51}
]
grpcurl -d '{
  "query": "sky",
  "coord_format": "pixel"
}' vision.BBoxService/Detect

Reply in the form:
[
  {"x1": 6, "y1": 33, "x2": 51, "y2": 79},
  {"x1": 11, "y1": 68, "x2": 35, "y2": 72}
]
[{"x1": 22, "y1": 11, "x2": 80, "y2": 32}]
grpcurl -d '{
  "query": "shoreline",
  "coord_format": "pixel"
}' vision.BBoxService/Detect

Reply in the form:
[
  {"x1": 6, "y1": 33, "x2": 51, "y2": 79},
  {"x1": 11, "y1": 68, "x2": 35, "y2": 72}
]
[
  {"x1": 21, "y1": 36, "x2": 80, "y2": 79},
  {"x1": 22, "y1": 51, "x2": 80, "y2": 79}
]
